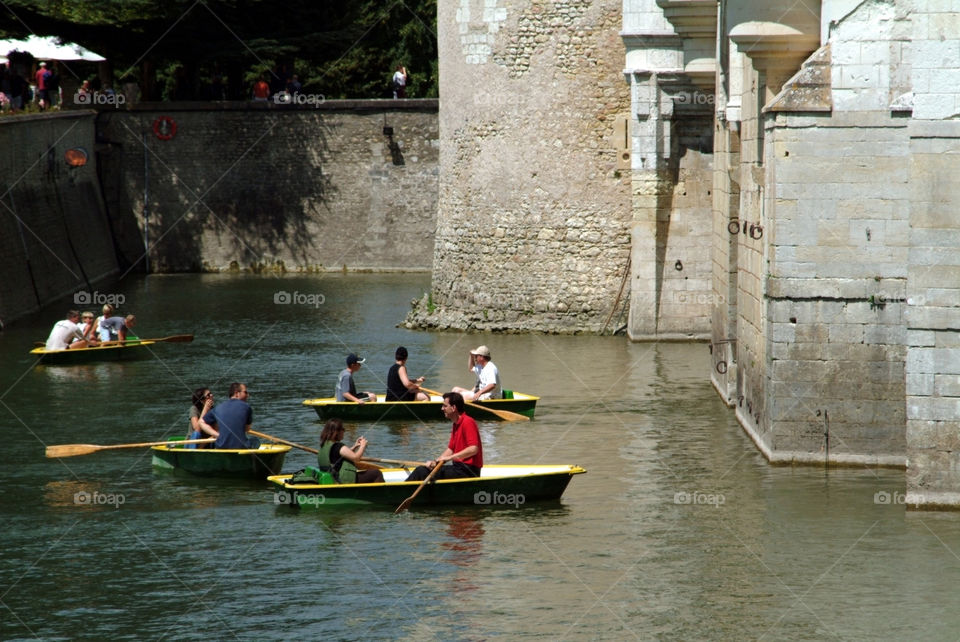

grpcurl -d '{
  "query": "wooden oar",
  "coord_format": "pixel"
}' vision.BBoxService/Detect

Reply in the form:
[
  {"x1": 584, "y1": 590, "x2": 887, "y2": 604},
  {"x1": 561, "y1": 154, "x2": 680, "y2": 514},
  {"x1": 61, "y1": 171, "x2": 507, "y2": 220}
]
[
  {"x1": 250, "y1": 429, "x2": 317, "y2": 454},
  {"x1": 99, "y1": 334, "x2": 194, "y2": 346},
  {"x1": 46, "y1": 437, "x2": 215, "y2": 458},
  {"x1": 420, "y1": 387, "x2": 530, "y2": 422},
  {"x1": 395, "y1": 456, "x2": 444, "y2": 513},
  {"x1": 250, "y1": 430, "x2": 386, "y2": 471},
  {"x1": 361, "y1": 456, "x2": 422, "y2": 468}
]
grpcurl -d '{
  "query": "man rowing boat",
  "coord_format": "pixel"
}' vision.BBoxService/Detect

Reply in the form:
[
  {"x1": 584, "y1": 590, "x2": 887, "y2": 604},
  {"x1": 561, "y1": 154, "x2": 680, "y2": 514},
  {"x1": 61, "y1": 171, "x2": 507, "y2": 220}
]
[
  {"x1": 199, "y1": 382, "x2": 260, "y2": 449},
  {"x1": 405, "y1": 392, "x2": 483, "y2": 481}
]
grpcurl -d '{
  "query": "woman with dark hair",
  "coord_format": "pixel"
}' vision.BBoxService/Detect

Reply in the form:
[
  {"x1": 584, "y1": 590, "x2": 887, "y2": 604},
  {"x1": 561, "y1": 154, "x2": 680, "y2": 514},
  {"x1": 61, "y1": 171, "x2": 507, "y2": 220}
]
[
  {"x1": 386, "y1": 346, "x2": 429, "y2": 401},
  {"x1": 185, "y1": 387, "x2": 216, "y2": 448},
  {"x1": 318, "y1": 418, "x2": 384, "y2": 484}
]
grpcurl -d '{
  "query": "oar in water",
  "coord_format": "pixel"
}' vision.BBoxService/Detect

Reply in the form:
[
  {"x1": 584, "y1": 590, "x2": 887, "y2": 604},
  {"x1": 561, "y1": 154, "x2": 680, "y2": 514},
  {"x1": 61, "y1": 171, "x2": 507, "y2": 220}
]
[
  {"x1": 46, "y1": 438, "x2": 215, "y2": 458},
  {"x1": 250, "y1": 430, "x2": 386, "y2": 471},
  {"x1": 395, "y1": 455, "x2": 445, "y2": 513},
  {"x1": 420, "y1": 387, "x2": 530, "y2": 422}
]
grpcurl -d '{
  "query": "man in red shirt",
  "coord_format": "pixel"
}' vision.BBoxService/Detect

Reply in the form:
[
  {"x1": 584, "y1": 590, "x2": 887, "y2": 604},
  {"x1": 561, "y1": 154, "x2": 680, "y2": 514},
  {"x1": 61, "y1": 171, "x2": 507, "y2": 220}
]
[
  {"x1": 34, "y1": 62, "x2": 49, "y2": 109},
  {"x1": 252, "y1": 75, "x2": 270, "y2": 101},
  {"x1": 405, "y1": 392, "x2": 483, "y2": 480}
]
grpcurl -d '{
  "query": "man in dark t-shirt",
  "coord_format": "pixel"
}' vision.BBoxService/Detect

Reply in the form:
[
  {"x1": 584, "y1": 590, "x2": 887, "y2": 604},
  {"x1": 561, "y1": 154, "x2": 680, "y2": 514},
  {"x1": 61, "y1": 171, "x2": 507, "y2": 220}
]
[{"x1": 200, "y1": 382, "x2": 259, "y2": 449}]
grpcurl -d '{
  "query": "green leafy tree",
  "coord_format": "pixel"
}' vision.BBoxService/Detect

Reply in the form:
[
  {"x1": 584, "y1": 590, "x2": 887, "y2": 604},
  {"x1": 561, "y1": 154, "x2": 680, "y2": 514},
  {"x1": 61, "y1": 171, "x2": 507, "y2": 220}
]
[{"x1": 1, "y1": 0, "x2": 437, "y2": 99}]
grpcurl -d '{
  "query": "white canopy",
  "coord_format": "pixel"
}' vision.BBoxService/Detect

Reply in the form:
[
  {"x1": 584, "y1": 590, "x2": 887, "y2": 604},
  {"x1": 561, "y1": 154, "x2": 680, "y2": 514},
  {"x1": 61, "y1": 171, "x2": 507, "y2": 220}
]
[{"x1": 0, "y1": 35, "x2": 105, "y2": 62}]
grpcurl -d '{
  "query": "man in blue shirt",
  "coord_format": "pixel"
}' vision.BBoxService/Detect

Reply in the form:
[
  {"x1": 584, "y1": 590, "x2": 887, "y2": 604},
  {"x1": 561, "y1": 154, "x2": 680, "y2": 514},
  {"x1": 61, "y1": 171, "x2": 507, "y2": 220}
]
[{"x1": 199, "y1": 382, "x2": 259, "y2": 449}]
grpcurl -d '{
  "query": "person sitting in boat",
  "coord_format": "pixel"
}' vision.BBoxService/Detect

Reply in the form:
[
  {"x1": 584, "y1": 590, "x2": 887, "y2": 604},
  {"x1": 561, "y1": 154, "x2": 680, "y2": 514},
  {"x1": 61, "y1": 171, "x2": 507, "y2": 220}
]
[
  {"x1": 317, "y1": 418, "x2": 384, "y2": 484},
  {"x1": 44, "y1": 309, "x2": 98, "y2": 350},
  {"x1": 78, "y1": 311, "x2": 99, "y2": 342},
  {"x1": 451, "y1": 345, "x2": 501, "y2": 401},
  {"x1": 386, "y1": 346, "x2": 429, "y2": 401},
  {"x1": 405, "y1": 392, "x2": 483, "y2": 481},
  {"x1": 198, "y1": 382, "x2": 260, "y2": 449},
  {"x1": 184, "y1": 387, "x2": 215, "y2": 449},
  {"x1": 335, "y1": 353, "x2": 377, "y2": 403},
  {"x1": 98, "y1": 314, "x2": 137, "y2": 344},
  {"x1": 94, "y1": 304, "x2": 115, "y2": 341}
]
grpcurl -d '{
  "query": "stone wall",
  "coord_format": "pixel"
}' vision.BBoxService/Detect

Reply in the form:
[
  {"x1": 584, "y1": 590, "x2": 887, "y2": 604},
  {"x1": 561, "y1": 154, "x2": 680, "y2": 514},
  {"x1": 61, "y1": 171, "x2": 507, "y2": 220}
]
[
  {"x1": 763, "y1": 112, "x2": 909, "y2": 464},
  {"x1": 0, "y1": 111, "x2": 119, "y2": 327},
  {"x1": 96, "y1": 100, "x2": 439, "y2": 273},
  {"x1": 904, "y1": 0, "x2": 960, "y2": 507},
  {"x1": 404, "y1": 0, "x2": 632, "y2": 333},
  {"x1": 624, "y1": 0, "x2": 717, "y2": 341}
]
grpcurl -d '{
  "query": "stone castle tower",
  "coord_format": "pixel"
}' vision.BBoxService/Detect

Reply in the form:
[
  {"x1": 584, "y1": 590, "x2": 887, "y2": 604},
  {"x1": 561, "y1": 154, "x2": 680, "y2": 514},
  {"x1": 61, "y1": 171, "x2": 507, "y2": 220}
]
[
  {"x1": 411, "y1": 0, "x2": 960, "y2": 508},
  {"x1": 406, "y1": 0, "x2": 633, "y2": 333}
]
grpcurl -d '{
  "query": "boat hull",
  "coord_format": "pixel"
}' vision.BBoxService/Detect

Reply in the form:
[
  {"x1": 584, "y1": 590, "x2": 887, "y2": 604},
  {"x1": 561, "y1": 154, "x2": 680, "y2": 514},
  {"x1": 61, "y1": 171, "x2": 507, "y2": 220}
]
[
  {"x1": 302, "y1": 393, "x2": 538, "y2": 422},
  {"x1": 30, "y1": 341, "x2": 157, "y2": 365},
  {"x1": 151, "y1": 443, "x2": 291, "y2": 478},
  {"x1": 269, "y1": 464, "x2": 585, "y2": 508}
]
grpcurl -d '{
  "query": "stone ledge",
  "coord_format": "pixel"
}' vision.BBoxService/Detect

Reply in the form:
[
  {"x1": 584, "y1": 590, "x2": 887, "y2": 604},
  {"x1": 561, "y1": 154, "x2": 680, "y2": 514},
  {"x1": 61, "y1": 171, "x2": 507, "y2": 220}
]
[
  {"x1": 736, "y1": 407, "x2": 907, "y2": 468},
  {"x1": 76, "y1": 98, "x2": 439, "y2": 114}
]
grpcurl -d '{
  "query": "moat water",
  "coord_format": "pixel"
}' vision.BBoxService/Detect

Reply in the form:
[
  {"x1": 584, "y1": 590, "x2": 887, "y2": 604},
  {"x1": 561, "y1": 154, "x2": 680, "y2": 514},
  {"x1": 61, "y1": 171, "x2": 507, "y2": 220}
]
[{"x1": 1, "y1": 273, "x2": 956, "y2": 640}]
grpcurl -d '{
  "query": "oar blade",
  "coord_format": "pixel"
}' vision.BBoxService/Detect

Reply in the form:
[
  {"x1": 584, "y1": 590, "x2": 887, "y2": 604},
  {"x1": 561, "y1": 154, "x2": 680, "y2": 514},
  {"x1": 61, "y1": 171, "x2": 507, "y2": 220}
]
[
  {"x1": 46, "y1": 444, "x2": 99, "y2": 458},
  {"x1": 484, "y1": 407, "x2": 530, "y2": 422},
  {"x1": 157, "y1": 334, "x2": 194, "y2": 343},
  {"x1": 394, "y1": 497, "x2": 414, "y2": 513}
]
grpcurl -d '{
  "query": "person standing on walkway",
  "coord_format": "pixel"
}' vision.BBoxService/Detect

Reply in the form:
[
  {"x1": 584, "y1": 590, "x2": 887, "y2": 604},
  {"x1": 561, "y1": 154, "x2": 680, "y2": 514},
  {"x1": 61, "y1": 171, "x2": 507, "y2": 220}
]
[{"x1": 391, "y1": 65, "x2": 407, "y2": 98}]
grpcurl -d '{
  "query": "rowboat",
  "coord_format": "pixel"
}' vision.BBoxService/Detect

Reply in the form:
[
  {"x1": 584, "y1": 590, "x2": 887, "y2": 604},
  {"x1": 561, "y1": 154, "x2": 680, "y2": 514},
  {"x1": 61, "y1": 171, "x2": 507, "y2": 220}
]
[
  {"x1": 269, "y1": 464, "x2": 585, "y2": 508},
  {"x1": 30, "y1": 341, "x2": 156, "y2": 365},
  {"x1": 302, "y1": 391, "x2": 539, "y2": 421},
  {"x1": 151, "y1": 442, "x2": 291, "y2": 478}
]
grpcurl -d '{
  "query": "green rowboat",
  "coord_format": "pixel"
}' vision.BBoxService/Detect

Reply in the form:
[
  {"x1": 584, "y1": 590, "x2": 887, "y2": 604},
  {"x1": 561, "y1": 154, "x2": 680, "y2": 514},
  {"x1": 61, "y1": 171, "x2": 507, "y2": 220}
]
[
  {"x1": 269, "y1": 464, "x2": 585, "y2": 508},
  {"x1": 30, "y1": 341, "x2": 156, "y2": 365},
  {"x1": 151, "y1": 443, "x2": 291, "y2": 478},
  {"x1": 302, "y1": 391, "x2": 538, "y2": 422}
]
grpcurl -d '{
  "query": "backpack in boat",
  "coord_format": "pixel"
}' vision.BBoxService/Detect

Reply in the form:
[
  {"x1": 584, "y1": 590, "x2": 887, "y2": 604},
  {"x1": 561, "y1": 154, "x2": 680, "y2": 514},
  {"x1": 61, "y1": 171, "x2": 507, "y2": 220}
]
[{"x1": 288, "y1": 466, "x2": 335, "y2": 485}]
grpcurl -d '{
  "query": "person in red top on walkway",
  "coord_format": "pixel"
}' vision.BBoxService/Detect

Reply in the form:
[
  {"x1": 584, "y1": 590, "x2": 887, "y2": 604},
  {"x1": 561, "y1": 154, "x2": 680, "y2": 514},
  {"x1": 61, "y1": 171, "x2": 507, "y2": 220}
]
[
  {"x1": 252, "y1": 75, "x2": 270, "y2": 101},
  {"x1": 34, "y1": 62, "x2": 49, "y2": 109},
  {"x1": 404, "y1": 392, "x2": 483, "y2": 481}
]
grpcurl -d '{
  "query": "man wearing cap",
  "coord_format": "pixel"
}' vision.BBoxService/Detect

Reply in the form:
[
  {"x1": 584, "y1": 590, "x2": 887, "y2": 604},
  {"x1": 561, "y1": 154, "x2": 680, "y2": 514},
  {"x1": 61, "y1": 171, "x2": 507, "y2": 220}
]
[
  {"x1": 336, "y1": 353, "x2": 378, "y2": 403},
  {"x1": 34, "y1": 62, "x2": 49, "y2": 110},
  {"x1": 452, "y1": 345, "x2": 501, "y2": 401}
]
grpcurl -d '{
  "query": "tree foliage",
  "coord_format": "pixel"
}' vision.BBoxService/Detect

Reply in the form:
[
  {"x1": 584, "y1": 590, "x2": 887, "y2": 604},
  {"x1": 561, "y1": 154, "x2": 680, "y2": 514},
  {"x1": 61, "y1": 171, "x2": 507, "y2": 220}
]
[{"x1": 1, "y1": 0, "x2": 437, "y2": 99}]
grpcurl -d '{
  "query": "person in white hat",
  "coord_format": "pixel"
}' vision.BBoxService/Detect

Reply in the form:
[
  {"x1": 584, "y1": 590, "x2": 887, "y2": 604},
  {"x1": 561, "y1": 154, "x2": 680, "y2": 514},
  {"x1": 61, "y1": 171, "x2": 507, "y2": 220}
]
[{"x1": 452, "y1": 345, "x2": 501, "y2": 401}]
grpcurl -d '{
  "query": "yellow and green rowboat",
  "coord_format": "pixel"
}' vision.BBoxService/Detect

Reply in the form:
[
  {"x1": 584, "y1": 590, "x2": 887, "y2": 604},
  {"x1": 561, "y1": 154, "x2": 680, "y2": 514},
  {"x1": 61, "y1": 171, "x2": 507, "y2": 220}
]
[
  {"x1": 269, "y1": 464, "x2": 585, "y2": 508},
  {"x1": 151, "y1": 442, "x2": 291, "y2": 478},
  {"x1": 30, "y1": 340, "x2": 157, "y2": 365},
  {"x1": 302, "y1": 391, "x2": 538, "y2": 422}
]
